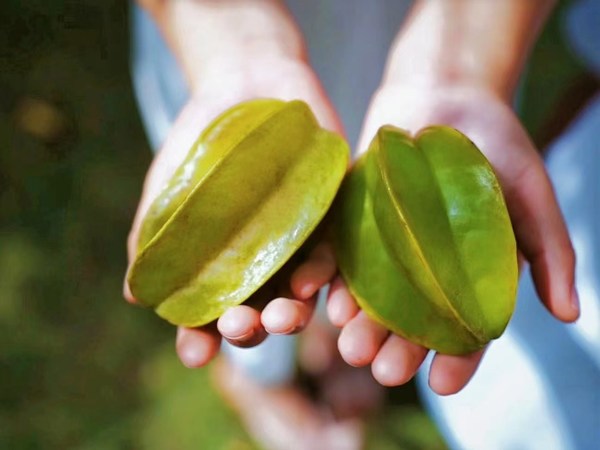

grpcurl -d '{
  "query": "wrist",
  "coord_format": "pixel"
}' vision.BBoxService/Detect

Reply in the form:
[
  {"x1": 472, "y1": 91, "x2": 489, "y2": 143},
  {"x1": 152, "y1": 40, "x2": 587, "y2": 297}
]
[
  {"x1": 149, "y1": 0, "x2": 307, "y2": 95},
  {"x1": 382, "y1": 0, "x2": 555, "y2": 103},
  {"x1": 382, "y1": 26, "x2": 521, "y2": 102}
]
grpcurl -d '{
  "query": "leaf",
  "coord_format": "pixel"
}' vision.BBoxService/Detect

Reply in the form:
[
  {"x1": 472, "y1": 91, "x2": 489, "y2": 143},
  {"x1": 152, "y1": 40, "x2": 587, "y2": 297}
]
[
  {"x1": 128, "y1": 99, "x2": 349, "y2": 327},
  {"x1": 334, "y1": 126, "x2": 517, "y2": 355}
]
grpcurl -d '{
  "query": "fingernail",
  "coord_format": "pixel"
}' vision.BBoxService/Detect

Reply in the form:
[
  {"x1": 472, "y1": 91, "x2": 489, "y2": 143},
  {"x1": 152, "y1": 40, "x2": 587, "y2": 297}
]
[
  {"x1": 179, "y1": 345, "x2": 203, "y2": 368},
  {"x1": 224, "y1": 329, "x2": 256, "y2": 341},
  {"x1": 300, "y1": 283, "x2": 317, "y2": 299},
  {"x1": 177, "y1": 336, "x2": 205, "y2": 368},
  {"x1": 263, "y1": 314, "x2": 295, "y2": 334},
  {"x1": 218, "y1": 308, "x2": 253, "y2": 338},
  {"x1": 272, "y1": 325, "x2": 301, "y2": 335},
  {"x1": 570, "y1": 286, "x2": 580, "y2": 313},
  {"x1": 262, "y1": 304, "x2": 301, "y2": 334},
  {"x1": 218, "y1": 318, "x2": 255, "y2": 340}
]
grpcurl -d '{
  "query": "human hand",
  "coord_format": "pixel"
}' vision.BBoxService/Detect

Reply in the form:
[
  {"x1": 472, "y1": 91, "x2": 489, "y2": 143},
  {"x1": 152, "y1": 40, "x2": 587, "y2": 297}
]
[
  {"x1": 328, "y1": 83, "x2": 578, "y2": 395},
  {"x1": 124, "y1": 58, "x2": 345, "y2": 367}
]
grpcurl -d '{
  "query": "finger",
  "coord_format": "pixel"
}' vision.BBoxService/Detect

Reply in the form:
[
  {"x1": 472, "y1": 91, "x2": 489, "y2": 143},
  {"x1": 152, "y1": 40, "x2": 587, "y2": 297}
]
[
  {"x1": 327, "y1": 276, "x2": 360, "y2": 327},
  {"x1": 505, "y1": 159, "x2": 578, "y2": 322},
  {"x1": 338, "y1": 312, "x2": 389, "y2": 367},
  {"x1": 123, "y1": 230, "x2": 140, "y2": 305},
  {"x1": 290, "y1": 242, "x2": 337, "y2": 300},
  {"x1": 371, "y1": 335, "x2": 428, "y2": 387},
  {"x1": 123, "y1": 275, "x2": 137, "y2": 304},
  {"x1": 176, "y1": 326, "x2": 221, "y2": 368},
  {"x1": 217, "y1": 305, "x2": 267, "y2": 348},
  {"x1": 261, "y1": 296, "x2": 317, "y2": 334},
  {"x1": 428, "y1": 348, "x2": 486, "y2": 395}
]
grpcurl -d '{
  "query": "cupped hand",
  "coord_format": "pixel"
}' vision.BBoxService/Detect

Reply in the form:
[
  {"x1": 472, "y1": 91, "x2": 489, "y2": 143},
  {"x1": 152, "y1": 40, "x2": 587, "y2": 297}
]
[
  {"x1": 330, "y1": 83, "x2": 578, "y2": 395},
  {"x1": 124, "y1": 59, "x2": 344, "y2": 368}
]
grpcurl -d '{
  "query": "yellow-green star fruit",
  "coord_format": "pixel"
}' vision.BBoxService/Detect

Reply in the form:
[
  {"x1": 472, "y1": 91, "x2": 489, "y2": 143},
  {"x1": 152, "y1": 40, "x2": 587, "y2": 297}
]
[{"x1": 128, "y1": 99, "x2": 349, "y2": 327}]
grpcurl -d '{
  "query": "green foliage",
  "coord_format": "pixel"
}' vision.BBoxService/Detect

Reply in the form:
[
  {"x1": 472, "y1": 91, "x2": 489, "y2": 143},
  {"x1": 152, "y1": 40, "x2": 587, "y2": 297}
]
[
  {"x1": 135, "y1": 347, "x2": 259, "y2": 450},
  {"x1": 519, "y1": 0, "x2": 590, "y2": 145},
  {"x1": 0, "y1": 1, "x2": 170, "y2": 448},
  {"x1": 365, "y1": 405, "x2": 447, "y2": 450}
]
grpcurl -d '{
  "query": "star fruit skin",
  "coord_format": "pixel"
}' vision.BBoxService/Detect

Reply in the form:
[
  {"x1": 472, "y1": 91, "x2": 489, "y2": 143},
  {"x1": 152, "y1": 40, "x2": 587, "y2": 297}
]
[
  {"x1": 334, "y1": 125, "x2": 518, "y2": 355},
  {"x1": 128, "y1": 99, "x2": 349, "y2": 327}
]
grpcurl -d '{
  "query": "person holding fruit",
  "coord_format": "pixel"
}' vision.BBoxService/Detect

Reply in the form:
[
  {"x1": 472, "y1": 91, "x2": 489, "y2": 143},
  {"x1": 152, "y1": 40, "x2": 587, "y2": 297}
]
[{"x1": 127, "y1": 0, "x2": 593, "y2": 448}]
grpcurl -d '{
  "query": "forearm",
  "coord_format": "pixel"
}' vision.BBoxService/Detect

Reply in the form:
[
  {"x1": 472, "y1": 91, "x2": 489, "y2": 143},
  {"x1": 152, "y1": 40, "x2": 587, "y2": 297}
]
[
  {"x1": 384, "y1": 0, "x2": 556, "y2": 100},
  {"x1": 137, "y1": 0, "x2": 306, "y2": 93}
]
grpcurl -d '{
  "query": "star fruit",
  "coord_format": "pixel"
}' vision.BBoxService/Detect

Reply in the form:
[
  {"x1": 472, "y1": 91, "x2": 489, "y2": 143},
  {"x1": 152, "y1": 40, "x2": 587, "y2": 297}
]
[
  {"x1": 334, "y1": 125, "x2": 518, "y2": 355},
  {"x1": 128, "y1": 99, "x2": 349, "y2": 327}
]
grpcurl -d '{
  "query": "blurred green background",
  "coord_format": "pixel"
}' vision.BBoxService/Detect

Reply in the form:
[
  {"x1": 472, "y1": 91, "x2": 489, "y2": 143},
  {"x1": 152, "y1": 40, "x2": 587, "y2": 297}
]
[{"x1": 0, "y1": 1, "x2": 595, "y2": 449}]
